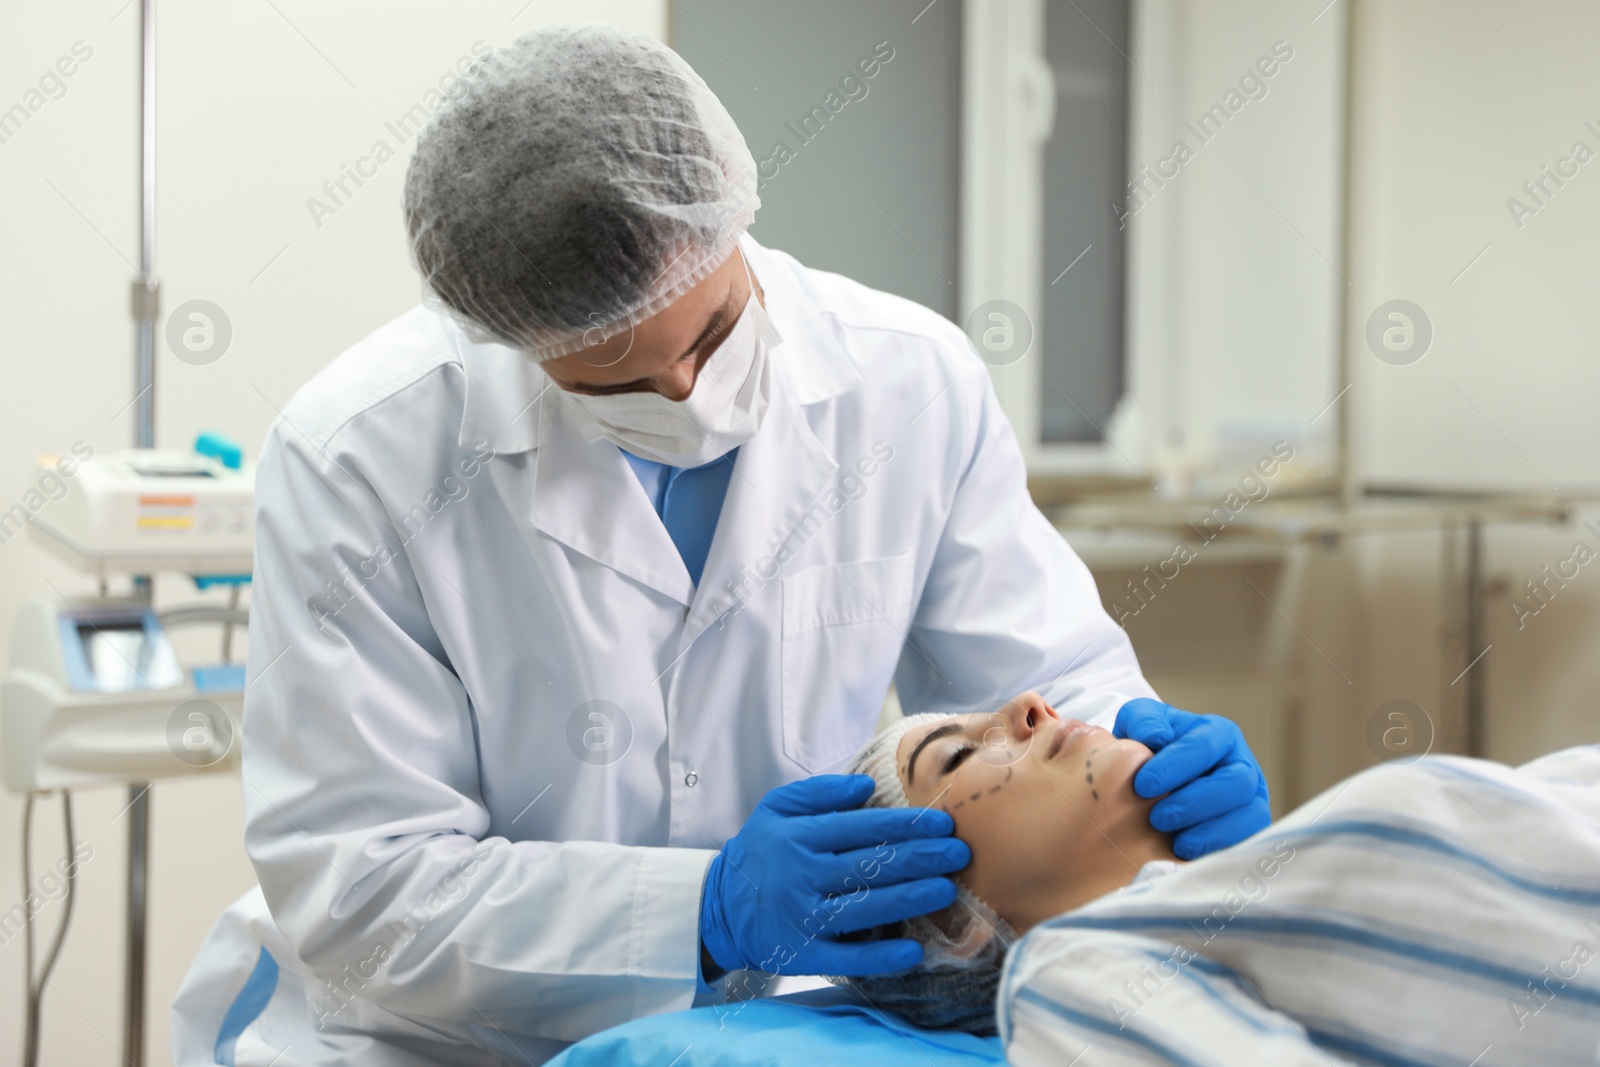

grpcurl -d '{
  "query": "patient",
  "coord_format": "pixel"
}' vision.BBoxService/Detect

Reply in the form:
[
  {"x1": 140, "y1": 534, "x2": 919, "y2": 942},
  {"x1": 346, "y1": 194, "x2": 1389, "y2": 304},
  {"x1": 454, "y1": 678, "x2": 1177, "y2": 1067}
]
[
  {"x1": 833, "y1": 693, "x2": 1600, "y2": 1065},
  {"x1": 829, "y1": 692, "x2": 1179, "y2": 1033}
]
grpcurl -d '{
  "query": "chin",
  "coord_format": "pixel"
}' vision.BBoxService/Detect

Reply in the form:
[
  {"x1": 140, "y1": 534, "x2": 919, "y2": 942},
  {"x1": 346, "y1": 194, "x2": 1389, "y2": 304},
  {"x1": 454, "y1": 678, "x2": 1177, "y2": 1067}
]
[{"x1": 1101, "y1": 737, "x2": 1156, "y2": 775}]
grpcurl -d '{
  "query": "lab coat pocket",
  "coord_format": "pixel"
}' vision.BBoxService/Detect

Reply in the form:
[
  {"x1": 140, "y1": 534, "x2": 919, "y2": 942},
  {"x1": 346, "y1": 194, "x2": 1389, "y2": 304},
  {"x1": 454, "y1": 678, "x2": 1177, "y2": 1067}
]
[{"x1": 781, "y1": 553, "x2": 915, "y2": 773}]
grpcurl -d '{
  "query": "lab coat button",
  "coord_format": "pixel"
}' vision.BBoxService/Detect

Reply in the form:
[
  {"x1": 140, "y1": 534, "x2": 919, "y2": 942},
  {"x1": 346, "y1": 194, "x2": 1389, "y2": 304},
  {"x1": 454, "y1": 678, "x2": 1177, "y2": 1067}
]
[{"x1": 685, "y1": 770, "x2": 699, "y2": 787}]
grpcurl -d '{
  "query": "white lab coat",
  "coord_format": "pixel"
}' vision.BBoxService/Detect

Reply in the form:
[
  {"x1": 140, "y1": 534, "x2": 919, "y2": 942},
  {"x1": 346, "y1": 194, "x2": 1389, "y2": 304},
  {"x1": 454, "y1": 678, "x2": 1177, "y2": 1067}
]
[{"x1": 172, "y1": 234, "x2": 1157, "y2": 1065}]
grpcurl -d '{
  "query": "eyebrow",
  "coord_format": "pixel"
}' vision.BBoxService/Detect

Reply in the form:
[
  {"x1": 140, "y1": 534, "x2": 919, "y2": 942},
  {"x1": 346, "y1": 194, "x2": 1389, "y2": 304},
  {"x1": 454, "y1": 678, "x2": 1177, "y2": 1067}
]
[
  {"x1": 906, "y1": 721, "x2": 965, "y2": 787},
  {"x1": 567, "y1": 289, "x2": 737, "y2": 396}
]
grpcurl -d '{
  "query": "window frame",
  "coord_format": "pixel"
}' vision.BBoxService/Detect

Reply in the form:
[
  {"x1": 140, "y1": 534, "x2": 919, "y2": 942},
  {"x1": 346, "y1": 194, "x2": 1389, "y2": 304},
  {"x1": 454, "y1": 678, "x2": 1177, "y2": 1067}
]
[{"x1": 961, "y1": 0, "x2": 1176, "y2": 478}]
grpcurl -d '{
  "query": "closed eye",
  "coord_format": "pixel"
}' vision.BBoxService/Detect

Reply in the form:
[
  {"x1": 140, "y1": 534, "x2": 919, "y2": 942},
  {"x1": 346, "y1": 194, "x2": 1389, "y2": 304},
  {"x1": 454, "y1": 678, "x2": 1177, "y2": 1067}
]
[{"x1": 942, "y1": 743, "x2": 977, "y2": 777}]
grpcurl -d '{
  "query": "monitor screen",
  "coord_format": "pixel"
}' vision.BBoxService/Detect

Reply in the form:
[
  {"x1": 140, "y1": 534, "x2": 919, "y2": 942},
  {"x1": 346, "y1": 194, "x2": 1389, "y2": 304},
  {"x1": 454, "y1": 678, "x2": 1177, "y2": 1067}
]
[{"x1": 74, "y1": 621, "x2": 184, "y2": 691}]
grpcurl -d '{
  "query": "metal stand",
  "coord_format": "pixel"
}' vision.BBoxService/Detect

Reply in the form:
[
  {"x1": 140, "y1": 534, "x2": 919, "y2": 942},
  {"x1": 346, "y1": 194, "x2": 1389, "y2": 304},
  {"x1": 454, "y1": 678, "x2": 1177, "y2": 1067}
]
[
  {"x1": 124, "y1": 1, "x2": 159, "y2": 1062},
  {"x1": 1463, "y1": 520, "x2": 1485, "y2": 758},
  {"x1": 1442, "y1": 517, "x2": 1490, "y2": 759},
  {"x1": 123, "y1": 784, "x2": 150, "y2": 1067}
]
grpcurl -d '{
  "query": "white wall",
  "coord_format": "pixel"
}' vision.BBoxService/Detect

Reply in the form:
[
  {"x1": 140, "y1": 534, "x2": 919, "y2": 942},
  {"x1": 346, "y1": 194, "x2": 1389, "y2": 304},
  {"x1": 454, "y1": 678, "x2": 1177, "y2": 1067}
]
[
  {"x1": 1343, "y1": 0, "x2": 1600, "y2": 767},
  {"x1": 1350, "y1": 0, "x2": 1600, "y2": 494},
  {"x1": 0, "y1": 3, "x2": 662, "y2": 1064}
]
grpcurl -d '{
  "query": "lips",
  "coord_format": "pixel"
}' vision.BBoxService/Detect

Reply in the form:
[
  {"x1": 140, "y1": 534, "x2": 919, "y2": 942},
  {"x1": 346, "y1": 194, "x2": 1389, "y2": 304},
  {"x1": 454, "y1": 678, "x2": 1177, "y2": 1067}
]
[{"x1": 1047, "y1": 719, "x2": 1093, "y2": 760}]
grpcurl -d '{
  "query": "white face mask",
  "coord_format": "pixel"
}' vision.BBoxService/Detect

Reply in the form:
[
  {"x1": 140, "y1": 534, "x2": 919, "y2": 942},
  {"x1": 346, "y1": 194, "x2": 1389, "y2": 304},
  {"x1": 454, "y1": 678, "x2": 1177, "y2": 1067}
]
[{"x1": 559, "y1": 253, "x2": 783, "y2": 468}]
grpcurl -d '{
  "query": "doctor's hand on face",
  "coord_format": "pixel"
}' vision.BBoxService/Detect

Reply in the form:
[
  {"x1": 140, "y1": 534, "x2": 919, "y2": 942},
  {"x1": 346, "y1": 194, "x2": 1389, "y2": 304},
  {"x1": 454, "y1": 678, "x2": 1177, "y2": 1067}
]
[
  {"x1": 1113, "y1": 697, "x2": 1272, "y2": 859},
  {"x1": 697, "y1": 774, "x2": 970, "y2": 979}
]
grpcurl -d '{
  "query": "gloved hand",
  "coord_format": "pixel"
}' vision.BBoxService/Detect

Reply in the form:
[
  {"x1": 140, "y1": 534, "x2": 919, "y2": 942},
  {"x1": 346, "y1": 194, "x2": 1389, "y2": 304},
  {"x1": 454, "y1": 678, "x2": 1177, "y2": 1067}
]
[
  {"x1": 1113, "y1": 698, "x2": 1271, "y2": 860},
  {"x1": 699, "y1": 774, "x2": 970, "y2": 977}
]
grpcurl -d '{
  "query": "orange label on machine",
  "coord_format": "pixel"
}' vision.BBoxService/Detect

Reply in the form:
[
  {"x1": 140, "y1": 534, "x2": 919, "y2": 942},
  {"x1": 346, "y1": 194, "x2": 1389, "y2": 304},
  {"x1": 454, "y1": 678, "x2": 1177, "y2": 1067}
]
[{"x1": 137, "y1": 494, "x2": 196, "y2": 530}]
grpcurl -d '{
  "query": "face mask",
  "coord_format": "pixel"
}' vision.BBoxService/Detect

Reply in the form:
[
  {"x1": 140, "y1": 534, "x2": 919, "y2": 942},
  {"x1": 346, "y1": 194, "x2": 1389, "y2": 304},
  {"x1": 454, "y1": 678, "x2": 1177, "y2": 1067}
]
[{"x1": 560, "y1": 253, "x2": 783, "y2": 468}]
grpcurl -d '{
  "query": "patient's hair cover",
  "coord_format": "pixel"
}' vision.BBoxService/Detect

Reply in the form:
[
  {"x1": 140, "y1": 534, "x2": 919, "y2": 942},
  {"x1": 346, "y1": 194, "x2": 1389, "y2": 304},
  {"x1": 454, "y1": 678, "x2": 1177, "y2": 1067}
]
[{"x1": 828, "y1": 713, "x2": 1018, "y2": 1035}]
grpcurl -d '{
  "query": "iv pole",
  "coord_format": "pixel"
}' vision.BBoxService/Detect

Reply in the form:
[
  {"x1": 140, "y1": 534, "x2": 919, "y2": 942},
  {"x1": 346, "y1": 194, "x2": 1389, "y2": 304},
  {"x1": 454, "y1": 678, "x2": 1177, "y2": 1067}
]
[{"x1": 124, "y1": 0, "x2": 159, "y2": 1062}]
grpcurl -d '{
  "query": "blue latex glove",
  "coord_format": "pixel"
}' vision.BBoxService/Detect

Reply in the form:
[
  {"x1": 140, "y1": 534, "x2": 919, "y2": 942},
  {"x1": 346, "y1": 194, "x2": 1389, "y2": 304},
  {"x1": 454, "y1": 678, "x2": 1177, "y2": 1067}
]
[
  {"x1": 699, "y1": 774, "x2": 970, "y2": 977},
  {"x1": 1113, "y1": 698, "x2": 1271, "y2": 860}
]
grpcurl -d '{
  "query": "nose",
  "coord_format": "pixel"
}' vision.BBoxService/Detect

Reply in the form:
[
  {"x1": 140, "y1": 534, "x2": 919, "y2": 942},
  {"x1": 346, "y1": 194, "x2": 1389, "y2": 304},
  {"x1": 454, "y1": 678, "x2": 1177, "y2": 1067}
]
[
  {"x1": 651, "y1": 361, "x2": 699, "y2": 402},
  {"x1": 986, "y1": 691, "x2": 1058, "y2": 747}
]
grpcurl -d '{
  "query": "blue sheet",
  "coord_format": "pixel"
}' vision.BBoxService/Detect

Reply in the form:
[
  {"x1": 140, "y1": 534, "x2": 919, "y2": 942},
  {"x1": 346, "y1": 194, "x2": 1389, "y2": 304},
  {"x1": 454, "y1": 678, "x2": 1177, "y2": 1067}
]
[{"x1": 547, "y1": 986, "x2": 1004, "y2": 1066}]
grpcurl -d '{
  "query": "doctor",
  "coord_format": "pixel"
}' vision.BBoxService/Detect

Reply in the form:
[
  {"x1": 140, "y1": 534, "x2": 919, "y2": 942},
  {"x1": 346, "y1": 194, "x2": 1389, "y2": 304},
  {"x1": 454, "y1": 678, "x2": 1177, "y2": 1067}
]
[{"x1": 174, "y1": 22, "x2": 1269, "y2": 1067}]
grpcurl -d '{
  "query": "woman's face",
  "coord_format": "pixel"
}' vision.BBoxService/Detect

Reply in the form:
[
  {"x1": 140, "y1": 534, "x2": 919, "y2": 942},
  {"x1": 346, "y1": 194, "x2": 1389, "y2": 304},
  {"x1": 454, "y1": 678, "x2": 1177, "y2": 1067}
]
[{"x1": 895, "y1": 692, "x2": 1165, "y2": 933}]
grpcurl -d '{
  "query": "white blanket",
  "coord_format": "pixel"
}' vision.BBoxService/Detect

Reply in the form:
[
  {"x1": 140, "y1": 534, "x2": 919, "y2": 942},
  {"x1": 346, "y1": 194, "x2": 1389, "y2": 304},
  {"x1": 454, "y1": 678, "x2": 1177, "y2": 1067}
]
[{"x1": 999, "y1": 746, "x2": 1600, "y2": 1066}]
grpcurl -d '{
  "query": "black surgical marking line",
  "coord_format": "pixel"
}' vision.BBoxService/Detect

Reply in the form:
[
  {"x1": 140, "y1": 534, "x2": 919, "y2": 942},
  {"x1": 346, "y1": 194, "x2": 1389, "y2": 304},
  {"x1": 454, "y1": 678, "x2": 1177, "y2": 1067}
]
[
  {"x1": 946, "y1": 762, "x2": 1016, "y2": 812},
  {"x1": 1092, "y1": 789, "x2": 1100, "y2": 801}
]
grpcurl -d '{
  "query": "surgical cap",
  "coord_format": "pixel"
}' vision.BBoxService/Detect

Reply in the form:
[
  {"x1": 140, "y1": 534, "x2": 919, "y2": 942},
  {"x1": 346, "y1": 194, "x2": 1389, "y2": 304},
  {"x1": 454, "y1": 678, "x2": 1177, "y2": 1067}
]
[
  {"x1": 828, "y1": 713, "x2": 1019, "y2": 1036},
  {"x1": 403, "y1": 23, "x2": 760, "y2": 361}
]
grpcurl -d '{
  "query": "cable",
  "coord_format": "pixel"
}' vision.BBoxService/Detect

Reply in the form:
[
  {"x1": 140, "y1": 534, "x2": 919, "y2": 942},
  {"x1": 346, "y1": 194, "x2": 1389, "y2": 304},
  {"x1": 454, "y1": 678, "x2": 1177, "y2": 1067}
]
[
  {"x1": 223, "y1": 585, "x2": 241, "y2": 662},
  {"x1": 21, "y1": 792, "x2": 32, "y2": 1067},
  {"x1": 157, "y1": 600, "x2": 250, "y2": 668},
  {"x1": 156, "y1": 602, "x2": 250, "y2": 666},
  {"x1": 155, "y1": 605, "x2": 249, "y2": 628},
  {"x1": 20, "y1": 790, "x2": 78, "y2": 1067}
]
